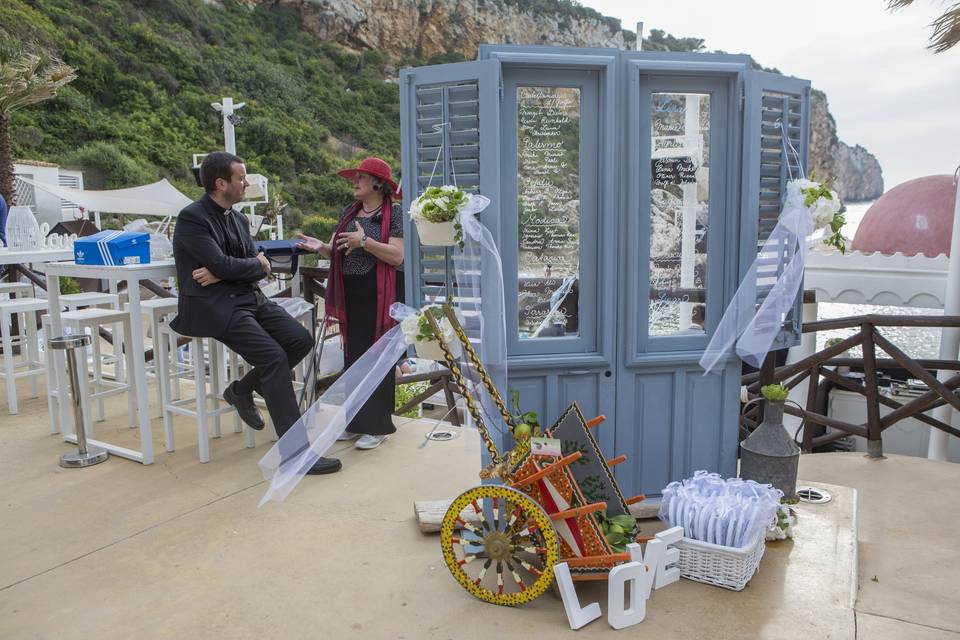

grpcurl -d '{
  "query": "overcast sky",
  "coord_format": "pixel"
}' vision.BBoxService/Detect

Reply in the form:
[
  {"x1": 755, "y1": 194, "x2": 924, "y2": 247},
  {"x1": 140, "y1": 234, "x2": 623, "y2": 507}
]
[{"x1": 579, "y1": 0, "x2": 960, "y2": 192}]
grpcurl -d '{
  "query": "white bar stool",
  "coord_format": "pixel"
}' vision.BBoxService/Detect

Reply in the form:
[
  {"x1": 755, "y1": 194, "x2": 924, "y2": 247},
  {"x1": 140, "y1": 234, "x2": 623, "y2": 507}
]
[
  {"x1": 42, "y1": 308, "x2": 136, "y2": 434},
  {"x1": 127, "y1": 298, "x2": 179, "y2": 415},
  {"x1": 158, "y1": 324, "x2": 238, "y2": 462},
  {"x1": 222, "y1": 299, "x2": 313, "y2": 446},
  {"x1": 0, "y1": 282, "x2": 33, "y2": 299},
  {"x1": 60, "y1": 291, "x2": 120, "y2": 309},
  {"x1": 0, "y1": 297, "x2": 46, "y2": 414},
  {"x1": 226, "y1": 351, "x2": 266, "y2": 445},
  {"x1": 63, "y1": 292, "x2": 124, "y2": 381},
  {"x1": 292, "y1": 303, "x2": 314, "y2": 385}
]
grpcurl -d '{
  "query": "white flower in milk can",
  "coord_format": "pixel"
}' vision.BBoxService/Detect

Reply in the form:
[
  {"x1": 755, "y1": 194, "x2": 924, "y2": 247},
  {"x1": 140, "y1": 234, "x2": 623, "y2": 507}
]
[
  {"x1": 400, "y1": 304, "x2": 463, "y2": 361},
  {"x1": 400, "y1": 313, "x2": 422, "y2": 344}
]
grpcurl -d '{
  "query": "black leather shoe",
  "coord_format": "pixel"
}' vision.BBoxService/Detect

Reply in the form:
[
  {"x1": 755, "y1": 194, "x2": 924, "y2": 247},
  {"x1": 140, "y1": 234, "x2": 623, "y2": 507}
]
[
  {"x1": 223, "y1": 381, "x2": 265, "y2": 430},
  {"x1": 305, "y1": 457, "x2": 342, "y2": 475}
]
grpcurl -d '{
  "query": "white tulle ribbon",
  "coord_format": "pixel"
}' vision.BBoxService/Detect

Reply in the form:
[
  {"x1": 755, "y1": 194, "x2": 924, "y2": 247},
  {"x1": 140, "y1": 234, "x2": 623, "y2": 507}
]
[
  {"x1": 453, "y1": 196, "x2": 510, "y2": 450},
  {"x1": 257, "y1": 303, "x2": 417, "y2": 505},
  {"x1": 700, "y1": 181, "x2": 814, "y2": 374}
]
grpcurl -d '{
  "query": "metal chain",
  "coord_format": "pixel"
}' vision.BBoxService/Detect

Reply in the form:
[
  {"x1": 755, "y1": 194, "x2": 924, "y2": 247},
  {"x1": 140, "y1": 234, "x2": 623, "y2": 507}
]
[
  {"x1": 442, "y1": 305, "x2": 517, "y2": 430},
  {"x1": 424, "y1": 311, "x2": 503, "y2": 465}
]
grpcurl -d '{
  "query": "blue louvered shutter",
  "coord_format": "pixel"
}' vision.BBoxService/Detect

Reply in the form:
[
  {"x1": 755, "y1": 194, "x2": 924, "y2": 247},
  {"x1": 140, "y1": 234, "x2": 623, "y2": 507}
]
[
  {"x1": 399, "y1": 60, "x2": 501, "y2": 309},
  {"x1": 740, "y1": 70, "x2": 811, "y2": 350}
]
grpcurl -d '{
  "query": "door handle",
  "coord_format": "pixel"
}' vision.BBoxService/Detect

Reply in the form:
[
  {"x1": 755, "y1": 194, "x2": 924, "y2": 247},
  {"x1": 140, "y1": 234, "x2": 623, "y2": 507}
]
[{"x1": 566, "y1": 369, "x2": 591, "y2": 375}]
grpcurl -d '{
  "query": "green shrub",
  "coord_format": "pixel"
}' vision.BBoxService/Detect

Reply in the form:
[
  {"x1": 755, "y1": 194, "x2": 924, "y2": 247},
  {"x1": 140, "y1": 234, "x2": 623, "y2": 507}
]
[
  {"x1": 5, "y1": 0, "x2": 701, "y2": 226},
  {"x1": 395, "y1": 381, "x2": 428, "y2": 418},
  {"x1": 59, "y1": 276, "x2": 82, "y2": 294},
  {"x1": 300, "y1": 215, "x2": 339, "y2": 242},
  {"x1": 62, "y1": 141, "x2": 156, "y2": 189}
]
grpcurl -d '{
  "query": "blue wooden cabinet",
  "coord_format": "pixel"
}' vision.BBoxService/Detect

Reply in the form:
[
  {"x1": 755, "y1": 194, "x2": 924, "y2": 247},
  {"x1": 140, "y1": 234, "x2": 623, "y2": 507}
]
[{"x1": 399, "y1": 46, "x2": 810, "y2": 497}]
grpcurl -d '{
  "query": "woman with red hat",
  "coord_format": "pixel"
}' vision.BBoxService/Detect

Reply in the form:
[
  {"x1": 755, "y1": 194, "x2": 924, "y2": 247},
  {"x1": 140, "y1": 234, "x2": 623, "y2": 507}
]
[{"x1": 297, "y1": 157, "x2": 404, "y2": 450}]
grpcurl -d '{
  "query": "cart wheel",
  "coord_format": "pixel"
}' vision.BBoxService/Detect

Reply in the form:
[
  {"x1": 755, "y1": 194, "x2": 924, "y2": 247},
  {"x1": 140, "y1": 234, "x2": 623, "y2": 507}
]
[{"x1": 440, "y1": 484, "x2": 558, "y2": 606}]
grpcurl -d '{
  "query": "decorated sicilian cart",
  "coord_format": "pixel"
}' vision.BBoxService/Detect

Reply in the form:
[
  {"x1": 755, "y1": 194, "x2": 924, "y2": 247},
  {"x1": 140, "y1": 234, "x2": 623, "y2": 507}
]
[{"x1": 419, "y1": 306, "x2": 648, "y2": 606}]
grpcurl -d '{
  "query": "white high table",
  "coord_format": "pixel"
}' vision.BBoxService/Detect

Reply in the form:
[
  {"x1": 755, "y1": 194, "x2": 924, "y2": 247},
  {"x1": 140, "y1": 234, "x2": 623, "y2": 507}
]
[
  {"x1": 0, "y1": 247, "x2": 75, "y2": 268},
  {"x1": 45, "y1": 260, "x2": 177, "y2": 464}
]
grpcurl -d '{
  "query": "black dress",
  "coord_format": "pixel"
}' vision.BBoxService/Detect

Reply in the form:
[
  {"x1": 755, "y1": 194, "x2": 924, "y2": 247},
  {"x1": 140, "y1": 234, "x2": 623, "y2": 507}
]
[{"x1": 341, "y1": 203, "x2": 404, "y2": 436}]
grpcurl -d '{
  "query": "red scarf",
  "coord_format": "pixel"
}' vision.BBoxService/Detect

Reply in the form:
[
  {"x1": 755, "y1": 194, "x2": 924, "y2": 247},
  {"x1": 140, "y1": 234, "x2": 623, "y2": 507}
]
[{"x1": 325, "y1": 197, "x2": 396, "y2": 356}]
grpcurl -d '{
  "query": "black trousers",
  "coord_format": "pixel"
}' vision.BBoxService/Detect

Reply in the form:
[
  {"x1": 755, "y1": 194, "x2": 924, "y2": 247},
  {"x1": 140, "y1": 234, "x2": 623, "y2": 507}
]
[
  {"x1": 217, "y1": 292, "x2": 314, "y2": 437},
  {"x1": 343, "y1": 269, "x2": 404, "y2": 437}
]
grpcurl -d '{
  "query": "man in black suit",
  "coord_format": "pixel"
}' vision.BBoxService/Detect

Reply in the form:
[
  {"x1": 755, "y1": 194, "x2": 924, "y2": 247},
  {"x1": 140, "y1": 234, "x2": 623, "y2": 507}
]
[{"x1": 171, "y1": 152, "x2": 341, "y2": 474}]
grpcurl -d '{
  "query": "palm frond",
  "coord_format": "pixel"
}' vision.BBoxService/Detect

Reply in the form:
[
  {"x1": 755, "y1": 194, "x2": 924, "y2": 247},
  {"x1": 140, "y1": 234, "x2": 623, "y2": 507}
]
[
  {"x1": 929, "y1": 4, "x2": 960, "y2": 52},
  {"x1": 887, "y1": 0, "x2": 960, "y2": 52},
  {"x1": 0, "y1": 47, "x2": 77, "y2": 115}
]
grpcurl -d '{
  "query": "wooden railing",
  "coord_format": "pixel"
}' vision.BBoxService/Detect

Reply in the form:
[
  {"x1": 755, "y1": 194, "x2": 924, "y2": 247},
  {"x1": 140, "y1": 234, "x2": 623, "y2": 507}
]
[{"x1": 741, "y1": 315, "x2": 960, "y2": 458}]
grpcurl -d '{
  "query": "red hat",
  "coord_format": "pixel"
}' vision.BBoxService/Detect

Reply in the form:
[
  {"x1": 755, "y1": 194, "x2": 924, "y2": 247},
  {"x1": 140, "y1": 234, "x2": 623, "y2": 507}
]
[{"x1": 337, "y1": 157, "x2": 401, "y2": 198}]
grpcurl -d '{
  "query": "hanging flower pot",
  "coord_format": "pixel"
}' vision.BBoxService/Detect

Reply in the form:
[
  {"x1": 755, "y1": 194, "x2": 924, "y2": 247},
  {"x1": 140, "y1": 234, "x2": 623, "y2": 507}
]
[
  {"x1": 413, "y1": 218, "x2": 457, "y2": 247},
  {"x1": 401, "y1": 304, "x2": 464, "y2": 362},
  {"x1": 408, "y1": 186, "x2": 489, "y2": 249}
]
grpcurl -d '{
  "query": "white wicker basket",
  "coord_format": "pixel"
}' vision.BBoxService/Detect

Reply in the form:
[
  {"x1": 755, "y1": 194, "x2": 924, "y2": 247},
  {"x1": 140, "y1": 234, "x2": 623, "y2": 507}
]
[{"x1": 675, "y1": 528, "x2": 766, "y2": 591}]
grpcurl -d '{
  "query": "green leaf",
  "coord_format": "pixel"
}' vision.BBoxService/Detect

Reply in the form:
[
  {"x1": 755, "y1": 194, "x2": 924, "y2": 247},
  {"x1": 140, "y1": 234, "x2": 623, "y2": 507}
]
[
  {"x1": 611, "y1": 515, "x2": 637, "y2": 529},
  {"x1": 605, "y1": 532, "x2": 628, "y2": 546}
]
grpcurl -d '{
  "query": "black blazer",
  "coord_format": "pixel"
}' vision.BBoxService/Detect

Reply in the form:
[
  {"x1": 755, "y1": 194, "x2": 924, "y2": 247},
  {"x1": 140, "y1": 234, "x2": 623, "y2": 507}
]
[{"x1": 170, "y1": 195, "x2": 266, "y2": 337}]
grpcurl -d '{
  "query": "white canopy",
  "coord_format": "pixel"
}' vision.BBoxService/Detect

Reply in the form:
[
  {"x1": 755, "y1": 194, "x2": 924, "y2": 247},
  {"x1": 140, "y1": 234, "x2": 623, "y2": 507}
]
[{"x1": 20, "y1": 177, "x2": 192, "y2": 217}]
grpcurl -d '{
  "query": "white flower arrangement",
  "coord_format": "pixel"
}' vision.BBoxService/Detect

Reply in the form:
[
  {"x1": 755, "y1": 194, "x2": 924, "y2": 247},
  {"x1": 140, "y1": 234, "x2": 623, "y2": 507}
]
[
  {"x1": 409, "y1": 185, "x2": 471, "y2": 248},
  {"x1": 789, "y1": 174, "x2": 846, "y2": 253},
  {"x1": 400, "y1": 304, "x2": 462, "y2": 360}
]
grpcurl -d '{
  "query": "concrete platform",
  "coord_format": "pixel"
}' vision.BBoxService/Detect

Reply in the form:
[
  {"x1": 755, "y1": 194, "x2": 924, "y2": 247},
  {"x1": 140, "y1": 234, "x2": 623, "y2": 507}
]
[
  {"x1": 801, "y1": 452, "x2": 960, "y2": 637},
  {"x1": 0, "y1": 383, "x2": 957, "y2": 639}
]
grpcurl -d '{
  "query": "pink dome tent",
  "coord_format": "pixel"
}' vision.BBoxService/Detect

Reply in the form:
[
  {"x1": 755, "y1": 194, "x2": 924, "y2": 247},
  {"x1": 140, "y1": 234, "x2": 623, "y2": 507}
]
[{"x1": 852, "y1": 175, "x2": 957, "y2": 257}]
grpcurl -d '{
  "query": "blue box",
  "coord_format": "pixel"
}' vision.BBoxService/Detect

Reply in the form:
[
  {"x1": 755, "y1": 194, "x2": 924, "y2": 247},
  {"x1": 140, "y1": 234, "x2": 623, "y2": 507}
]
[{"x1": 74, "y1": 231, "x2": 151, "y2": 266}]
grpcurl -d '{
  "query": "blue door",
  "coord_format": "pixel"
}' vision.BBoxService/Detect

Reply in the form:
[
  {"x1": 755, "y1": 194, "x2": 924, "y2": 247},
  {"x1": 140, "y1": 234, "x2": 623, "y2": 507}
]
[
  {"x1": 615, "y1": 61, "x2": 742, "y2": 496},
  {"x1": 498, "y1": 65, "x2": 619, "y2": 456}
]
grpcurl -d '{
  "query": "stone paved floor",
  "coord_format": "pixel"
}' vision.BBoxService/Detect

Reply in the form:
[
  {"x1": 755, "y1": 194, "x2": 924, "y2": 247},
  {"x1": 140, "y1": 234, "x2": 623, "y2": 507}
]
[{"x1": 0, "y1": 382, "x2": 956, "y2": 639}]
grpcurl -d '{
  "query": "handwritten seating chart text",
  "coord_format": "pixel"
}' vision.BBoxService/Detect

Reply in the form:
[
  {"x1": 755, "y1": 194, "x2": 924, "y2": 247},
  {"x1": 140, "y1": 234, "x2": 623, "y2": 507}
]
[{"x1": 517, "y1": 86, "x2": 582, "y2": 339}]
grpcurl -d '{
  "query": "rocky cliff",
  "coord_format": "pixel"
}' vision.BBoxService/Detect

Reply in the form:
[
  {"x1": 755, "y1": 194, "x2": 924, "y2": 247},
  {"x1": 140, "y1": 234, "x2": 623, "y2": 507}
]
[
  {"x1": 248, "y1": 0, "x2": 882, "y2": 200},
  {"x1": 809, "y1": 90, "x2": 884, "y2": 201},
  {"x1": 256, "y1": 0, "x2": 634, "y2": 60}
]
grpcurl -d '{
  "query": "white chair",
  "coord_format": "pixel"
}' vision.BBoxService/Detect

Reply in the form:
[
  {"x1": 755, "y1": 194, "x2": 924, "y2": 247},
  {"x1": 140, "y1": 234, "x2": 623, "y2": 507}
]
[
  {"x1": 0, "y1": 297, "x2": 46, "y2": 414},
  {"x1": 42, "y1": 308, "x2": 136, "y2": 435}
]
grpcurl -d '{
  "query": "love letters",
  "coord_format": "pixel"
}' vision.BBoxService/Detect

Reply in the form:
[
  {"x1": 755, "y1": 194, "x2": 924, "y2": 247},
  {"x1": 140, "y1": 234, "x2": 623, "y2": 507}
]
[{"x1": 553, "y1": 526, "x2": 683, "y2": 630}]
